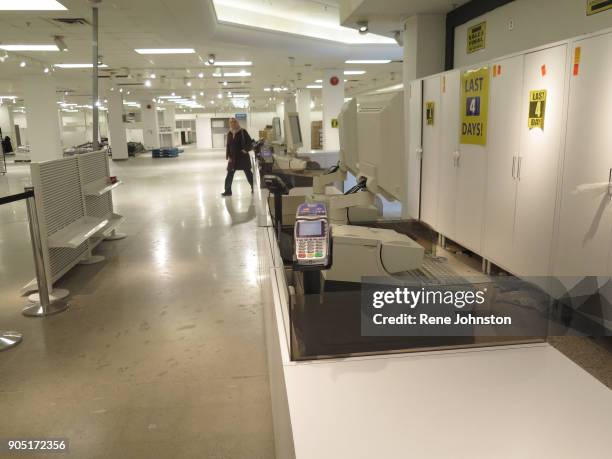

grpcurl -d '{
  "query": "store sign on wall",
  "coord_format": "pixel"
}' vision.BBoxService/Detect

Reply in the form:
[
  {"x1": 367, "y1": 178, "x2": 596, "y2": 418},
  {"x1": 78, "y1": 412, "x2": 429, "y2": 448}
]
[
  {"x1": 587, "y1": 0, "x2": 612, "y2": 15},
  {"x1": 528, "y1": 90, "x2": 547, "y2": 130},
  {"x1": 426, "y1": 102, "x2": 435, "y2": 125},
  {"x1": 467, "y1": 22, "x2": 486, "y2": 54},
  {"x1": 460, "y1": 67, "x2": 489, "y2": 145}
]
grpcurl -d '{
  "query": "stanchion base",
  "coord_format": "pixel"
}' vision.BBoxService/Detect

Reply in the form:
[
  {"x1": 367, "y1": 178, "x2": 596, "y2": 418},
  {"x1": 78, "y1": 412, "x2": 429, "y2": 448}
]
[
  {"x1": 79, "y1": 255, "x2": 106, "y2": 265},
  {"x1": 104, "y1": 231, "x2": 127, "y2": 241},
  {"x1": 22, "y1": 301, "x2": 69, "y2": 317},
  {"x1": 0, "y1": 331, "x2": 23, "y2": 351},
  {"x1": 28, "y1": 288, "x2": 69, "y2": 304}
]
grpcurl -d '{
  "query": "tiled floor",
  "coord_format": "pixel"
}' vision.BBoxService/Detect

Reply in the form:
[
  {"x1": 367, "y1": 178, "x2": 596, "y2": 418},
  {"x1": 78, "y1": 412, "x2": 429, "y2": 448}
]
[{"x1": 0, "y1": 147, "x2": 275, "y2": 458}]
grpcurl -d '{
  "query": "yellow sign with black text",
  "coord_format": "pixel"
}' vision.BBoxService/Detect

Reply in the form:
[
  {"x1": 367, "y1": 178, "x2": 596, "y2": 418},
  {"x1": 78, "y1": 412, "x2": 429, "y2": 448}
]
[
  {"x1": 460, "y1": 67, "x2": 489, "y2": 145},
  {"x1": 528, "y1": 90, "x2": 547, "y2": 130},
  {"x1": 587, "y1": 0, "x2": 612, "y2": 15},
  {"x1": 426, "y1": 102, "x2": 435, "y2": 125},
  {"x1": 467, "y1": 22, "x2": 486, "y2": 54}
]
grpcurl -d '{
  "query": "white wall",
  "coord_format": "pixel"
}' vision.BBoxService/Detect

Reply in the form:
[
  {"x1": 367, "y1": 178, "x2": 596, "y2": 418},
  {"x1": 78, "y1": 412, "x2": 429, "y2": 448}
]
[
  {"x1": 454, "y1": 0, "x2": 612, "y2": 68},
  {"x1": 126, "y1": 128, "x2": 144, "y2": 143}
]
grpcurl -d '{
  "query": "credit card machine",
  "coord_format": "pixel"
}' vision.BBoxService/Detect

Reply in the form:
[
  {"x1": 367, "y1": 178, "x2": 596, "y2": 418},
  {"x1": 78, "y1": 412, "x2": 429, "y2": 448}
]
[{"x1": 294, "y1": 202, "x2": 332, "y2": 270}]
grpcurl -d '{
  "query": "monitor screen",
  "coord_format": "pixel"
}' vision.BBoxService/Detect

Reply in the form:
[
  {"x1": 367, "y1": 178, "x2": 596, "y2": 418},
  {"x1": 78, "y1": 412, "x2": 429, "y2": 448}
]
[
  {"x1": 288, "y1": 114, "x2": 302, "y2": 145},
  {"x1": 297, "y1": 220, "x2": 324, "y2": 237}
]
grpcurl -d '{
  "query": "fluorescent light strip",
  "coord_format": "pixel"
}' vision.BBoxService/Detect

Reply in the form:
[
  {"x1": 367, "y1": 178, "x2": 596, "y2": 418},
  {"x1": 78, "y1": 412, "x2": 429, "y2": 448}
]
[
  {"x1": 345, "y1": 60, "x2": 391, "y2": 64},
  {"x1": 0, "y1": 44, "x2": 59, "y2": 51},
  {"x1": 214, "y1": 61, "x2": 252, "y2": 66},
  {"x1": 54, "y1": 63, "x2": 108, "y2": 68},
  {"x1": 213, "y1": 71, "x2": 251, "y2": 77},
  {"x1": 158, "y1": 95, "x2": 182, "y2": 99},
  {"x1": 134, "y1": 48, "x2": 195, "y2": 54},
  {"x1": 344, "y1": 70, "x2": 366, "y2": 75},
  {"x1": 306, "y1": 85, "x2": 322, "y2": 89},
  {"x1": 0, "y1": 0, "x2": 66, "y2": 10}
]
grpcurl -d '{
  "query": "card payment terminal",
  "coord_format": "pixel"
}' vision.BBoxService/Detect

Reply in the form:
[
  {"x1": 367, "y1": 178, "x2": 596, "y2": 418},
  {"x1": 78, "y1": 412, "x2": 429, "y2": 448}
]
[{"x1": 294, "y1": 202, "x2": 331, "y2": 269}]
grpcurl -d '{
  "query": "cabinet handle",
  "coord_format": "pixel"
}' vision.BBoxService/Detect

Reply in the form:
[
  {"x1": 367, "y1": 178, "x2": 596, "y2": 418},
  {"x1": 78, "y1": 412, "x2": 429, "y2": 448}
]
[
  {"x1": 517, "y1": 157, "x2": 523, "y2": 180},
  {"x1": 512, "y1": 156, "x2": 516, "y2": 179}
]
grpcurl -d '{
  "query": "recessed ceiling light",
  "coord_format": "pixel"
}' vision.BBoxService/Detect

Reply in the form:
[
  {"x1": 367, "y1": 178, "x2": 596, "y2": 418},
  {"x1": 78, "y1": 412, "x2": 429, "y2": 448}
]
[
  {"x1": 344, "y1": 70, "x2": 366, "y2": 75},
  {"x1": 134, "y1": 48, "x2": 195, "y2": 54},
  {"x1": 186, "y1": 81, "x2": 192, "y2": 87},
  {"x1": 144, "y1": 80, "x2": 152, "y2": 87},
  {"x1": 150, "y1": 73, "x2": 156, "y2": 79},
  {"x1": 54, "y1": 63, "x2": 109, "y2": 68},
  {"x1": 198, "y1": 72, "x2": 204, "y2": 78},
  {"x1": 19, "y1": 61, "x2": 27, "y2": 67},
  {"x1": 345, "y1": 59, "x2": 391, "y2": 64},
  {"x1": 199, "y1": 92, "x2": 204, "y2": 96},
  {"x1": 43, "y1": 67, "x2": 50, "y2": 73},
  {"x1": 0, "y1": 44, "x2": 59, "y2": 51},
  {"x1": 0, "y1": 0, "x2": 67, "y2": 10},
  {"x1": 223, "y1": 81, "x2": 228, "y2": 86}
]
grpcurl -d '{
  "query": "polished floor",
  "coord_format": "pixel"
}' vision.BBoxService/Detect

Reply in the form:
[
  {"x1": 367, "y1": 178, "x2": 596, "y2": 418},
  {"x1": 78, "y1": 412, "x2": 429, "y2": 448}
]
[{"x1": 0, "y1": 147, "x2": 275, "y2": 458}]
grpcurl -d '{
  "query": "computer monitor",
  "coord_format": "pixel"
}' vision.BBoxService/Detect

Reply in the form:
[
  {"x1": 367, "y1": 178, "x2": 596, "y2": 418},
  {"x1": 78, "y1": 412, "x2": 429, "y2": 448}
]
[
  {"x1": 285, "y1": 112, "x2": 303, "y2": 153},
  {"x1": 338, "y1": 98, "x2": 358, "y2": 175},
  {"x1": 272, "y1": 117, "x2": 282, "y2": 140}
]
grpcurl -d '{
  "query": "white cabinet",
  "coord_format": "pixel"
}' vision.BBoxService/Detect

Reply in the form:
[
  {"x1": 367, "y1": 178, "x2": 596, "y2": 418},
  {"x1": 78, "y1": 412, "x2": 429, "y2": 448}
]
[
  {"x1": 512, "y1": 44, "x2": 568, "y2": 276},
  {"x1": 436, "y1": 70, "x2": 461, "y2": 241},
  {"x1": 553, "y1": 32, "x2": 612, "y2": 277},
  {"x1": 405, "y1": 80, "x2": 423, "y2": 220},
  {"x1": 420, "y1": 76, "x2": 441, "y2": 228},
  {"x1": 483, "y1": 55, "x2": 525, "y2": 267}
]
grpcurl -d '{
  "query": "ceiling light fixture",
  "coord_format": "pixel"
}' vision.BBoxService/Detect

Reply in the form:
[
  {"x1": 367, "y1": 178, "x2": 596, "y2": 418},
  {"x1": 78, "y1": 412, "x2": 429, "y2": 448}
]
[
  {"x1": 357, "y1": 21, "x2": 369, "y2": 34},
  {"x1": 214, "y1": 61, "x2": 252, "y2": 66},
  {"x1": 134, "y1": 48, "x2": 195, "y2": 54},
  {"x1": 222, "y1": 71, "x2": 251, "y2": 77},
  {"x1": 345, "y1": 59, "x2": 391, "y2": 64},
  {"x1": 199, "y1": 91, "x2": 204, "y2": 96},
  {"x1": 186, "y1": 81, "x2": 192, "y2": 87},
  {"x1": 306, "y1": 84, "x2": 322, "y2": 89},
  {"x1": 150, "y1": 73, "x2": 156, "y2": 79},
  {"x1": 0, "y1": 44, "x2": 59, "y2": 51},
  {"x1": 207, "y1": 54, "x2": 216, "y2": 65},
  {"x1": 344, "y1": 70, "x2": 366, "y2": 75},
  {"x1": 223, "y1": 81, "x2": 228, "y2": 86},
  {"x1": 0, "y1": 0, "x2": 67, "y2": 10},
  {"x1": 54, "y1": 63, "x2": 109, "y2": 68},
  {"x1": 144, "y1": 80, "x2": 152, "y2": 87},
  {"x1": 198, "y1": 72, "x2": 204, "y2": 78},
  {"x1": 43, "y1": 67, "x2": 50, "y2": 73},
  {"x1": 19, "y1": 61, "x2": 26, "y2": 67}
]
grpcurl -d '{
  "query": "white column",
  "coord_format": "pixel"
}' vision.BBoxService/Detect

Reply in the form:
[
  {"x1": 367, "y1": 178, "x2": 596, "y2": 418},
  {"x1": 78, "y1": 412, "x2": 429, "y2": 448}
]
[
  {"x1": 0, "y1": 104, "x2": 15, "y2": 142},
  {"x1": 402, "y1": 14, "x2": 445, "y2": 81},
  {"x1": 22, "y1": 75, "x2": 63, "y2": 161},
  {"x1": 321, "y1": 69, "x2": 345, "y2": 151},
  {"x1": 106, "y1": 89, "x2": 128, "y2": 160},
  {"x1": 140, "y1": 100, "x2": 159, "y2": 149},
  {"x1": 164, "y1": 106, "x2": 177, "y2": 147},
  {"x1": 296, "y1": 89, "x2": 312, "y2": 152},
  {"x1": 275, "y1": 101, "x2": 285, "y2": 138}
]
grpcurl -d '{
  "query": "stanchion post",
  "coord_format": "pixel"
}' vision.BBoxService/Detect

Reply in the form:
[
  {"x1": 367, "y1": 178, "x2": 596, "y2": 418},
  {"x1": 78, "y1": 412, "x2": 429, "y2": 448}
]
[{"x1": 22, "y1": 187, "x2": 69, "y2": 317}]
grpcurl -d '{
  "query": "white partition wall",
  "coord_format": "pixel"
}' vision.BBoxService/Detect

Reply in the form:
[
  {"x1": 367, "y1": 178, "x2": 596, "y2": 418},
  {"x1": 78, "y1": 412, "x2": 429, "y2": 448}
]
[
  {"x1": 552, "y1": 31, "x2": 612, "y2": 278},
  {"x1": 511, "y1": 44, "x2": 568, "y2": 277},
  {"x1": 483, "y1": 54, "x2": 525, "y2": 267},
  {"x1": 420, "y1": 76, "x2": 441, "y2": 228},
  {"x1": 406, "y1": 80, "x2": 423, "y2": 220},
  {"x1": 435, "y1": 70, "x2": 461, "y2": 241}
]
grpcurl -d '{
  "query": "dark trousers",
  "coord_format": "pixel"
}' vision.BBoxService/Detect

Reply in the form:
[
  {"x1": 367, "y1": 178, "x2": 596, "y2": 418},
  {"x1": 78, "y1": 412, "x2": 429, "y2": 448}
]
[{"x1": 224, "y1": 168, "x2": 253, "y2": 192}]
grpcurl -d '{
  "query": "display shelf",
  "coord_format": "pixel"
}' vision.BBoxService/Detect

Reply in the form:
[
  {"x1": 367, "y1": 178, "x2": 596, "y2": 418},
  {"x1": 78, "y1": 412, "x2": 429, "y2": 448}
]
[
  {"x1": 83, "y1": 179, "x2": 122, "y2": 196},
  {"x1": 95, "y1": 213, "x2": 124, "y2": 237},
  {"x1": 48, "y1": 216, "x2": 109, "y2": 248}
]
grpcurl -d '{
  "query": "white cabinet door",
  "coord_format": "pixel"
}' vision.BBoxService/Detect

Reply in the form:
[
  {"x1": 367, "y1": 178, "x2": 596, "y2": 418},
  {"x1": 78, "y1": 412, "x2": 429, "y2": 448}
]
[
  {"x1": 456, "y1": 67, "x2": 488, "y2": 253},
  {"x1": 405, "y1": 80, "x2": 423, "y2": 220},
  {"x1": 436, "y1": 71, "x2": 461, "y2": 240},
  {"x1": 482, "y1": 55, "x2": 524, "y2": 267},
  {"x1": 420, "y1": 76, "x2": 441, "y2": 228},
  {"x1": 513, "y1": 44, "x2": 568, "y2": 276},
  {"x1": 553, "y1": 32, "x2": 612, "y2": 277}
]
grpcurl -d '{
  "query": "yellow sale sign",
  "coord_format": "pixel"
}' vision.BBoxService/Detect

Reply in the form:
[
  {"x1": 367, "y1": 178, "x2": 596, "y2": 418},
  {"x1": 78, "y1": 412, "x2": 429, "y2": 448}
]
[{"x1": 460, "y1": 67, "x2": 489, "y2": 146}]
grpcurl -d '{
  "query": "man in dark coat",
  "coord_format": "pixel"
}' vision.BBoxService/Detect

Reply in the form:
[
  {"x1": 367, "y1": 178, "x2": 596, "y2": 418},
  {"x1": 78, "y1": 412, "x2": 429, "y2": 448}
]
[{"x1": 222, "y1": 118, "x2": 254, "y2": 196}]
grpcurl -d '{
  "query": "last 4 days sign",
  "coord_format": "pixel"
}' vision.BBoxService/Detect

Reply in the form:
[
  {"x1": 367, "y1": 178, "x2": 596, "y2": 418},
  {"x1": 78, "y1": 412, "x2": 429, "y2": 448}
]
[
  {"x1": 528, "y1": 90, "x2": 547, "y2": 130},
  {"x1": 460, "y1": 67, "x2": 489, "y2": 145}
]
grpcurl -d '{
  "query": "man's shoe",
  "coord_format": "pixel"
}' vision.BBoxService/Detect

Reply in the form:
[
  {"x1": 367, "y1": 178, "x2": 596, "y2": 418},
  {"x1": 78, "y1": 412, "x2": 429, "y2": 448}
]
[{"x1": 221, "y1": 191, "x2": 232, "y2": 196}]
